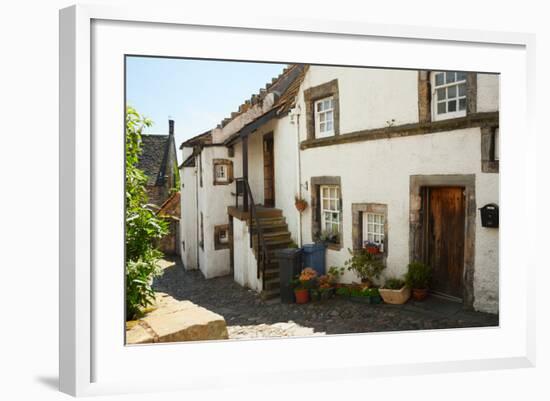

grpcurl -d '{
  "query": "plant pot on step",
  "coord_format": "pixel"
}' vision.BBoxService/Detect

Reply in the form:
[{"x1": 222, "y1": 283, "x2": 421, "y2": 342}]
[
  {"x1": 294, "y1": 288, "x2": 310, "y2": 304},
  {"x1": 412, "y1": 288, "x2": 429, "y2": 301}
]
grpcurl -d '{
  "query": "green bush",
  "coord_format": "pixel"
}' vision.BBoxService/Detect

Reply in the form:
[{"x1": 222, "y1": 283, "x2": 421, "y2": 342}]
[
  {"x1": 404, "y1": 261, "x2": 431, "y2": 289},
  {"x1": 344, "y1": 248, "x2": 385, "y2": 283},
  {"x1": 125, "y1": 106, "x2": 168, "y2": 320},
  {"x1": 383, "y1": 277, "x2": 405, "y2": 290}
]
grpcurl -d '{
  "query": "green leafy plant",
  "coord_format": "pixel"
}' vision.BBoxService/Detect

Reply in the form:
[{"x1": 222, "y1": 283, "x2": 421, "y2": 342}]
[
  {"x1": 383, "y1": 277, "x2": 405, "y2": 290},
  {"x1": 336, "y1": 287, "x2": 351, "y2": 297},
  {"x1": 327, "y1": 266, "x2": 345, "y2": 283},
  {"x1": 315, "y1": 230, "x2": 340, "y2": 244},
  {"x1": 344, "y1": 248, "x2": 386, "y2": 284},
  {"x1": 125, "y1": 106, "x2": 169, "y2": 320},
  {"x1": 405, "y1": 261, "x2": 431, "y2": 289}
]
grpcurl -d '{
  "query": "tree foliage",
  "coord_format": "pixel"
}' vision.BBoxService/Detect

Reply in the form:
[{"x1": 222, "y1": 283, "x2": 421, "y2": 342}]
[{"x1": 125, "y1": 106, "x2": 168, "y2": 320}]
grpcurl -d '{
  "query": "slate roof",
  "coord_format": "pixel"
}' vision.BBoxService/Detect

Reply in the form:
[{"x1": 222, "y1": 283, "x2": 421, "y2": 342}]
[
  {"x1": 179, "y1": 64, "x2": 308, "y2": 151},
  {"x1": 138, "y1": 134, "x2": 171, "y2": 186}
]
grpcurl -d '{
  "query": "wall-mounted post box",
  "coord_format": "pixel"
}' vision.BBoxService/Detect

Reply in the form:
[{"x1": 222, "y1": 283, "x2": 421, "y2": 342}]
[{"x1": 480, "y1": 203, "x2": 499, "y2": 228}]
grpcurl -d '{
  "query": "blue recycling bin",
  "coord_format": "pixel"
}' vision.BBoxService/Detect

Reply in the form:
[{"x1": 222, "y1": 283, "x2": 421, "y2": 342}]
[{"x1": 302, "y1": 242, "x2": 327, "y2": 276}]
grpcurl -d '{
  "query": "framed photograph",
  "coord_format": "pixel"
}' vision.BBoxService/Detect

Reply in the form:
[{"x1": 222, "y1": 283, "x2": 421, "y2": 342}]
[{"x1": 59, "y1": 4, "x2": 536, "y2": 397}]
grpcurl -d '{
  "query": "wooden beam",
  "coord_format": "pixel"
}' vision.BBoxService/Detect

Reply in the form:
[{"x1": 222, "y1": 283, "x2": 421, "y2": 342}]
[{"x1": 242, "y1": 134, "x2": 249, "y2": 212}]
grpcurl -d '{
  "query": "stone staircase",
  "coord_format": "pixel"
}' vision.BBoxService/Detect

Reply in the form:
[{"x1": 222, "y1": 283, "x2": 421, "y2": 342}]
[{"x1": 249, "y1": 208, "x2": 294, "y2": 300}]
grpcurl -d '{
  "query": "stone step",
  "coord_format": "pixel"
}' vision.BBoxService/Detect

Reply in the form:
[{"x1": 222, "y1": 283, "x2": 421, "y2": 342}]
[
  {"x1": 251, "y1": 216, "x2": 286, "y2": 226},
  {"x1": 263, "y1": 277, "x2": 280, "y2": 290},
  {"x1": 254, "y1": 208, "x2": 283, "y2": 218},
  {"x1": 260, "y1": 287, "x2": 280, "y2": 300},
  {"x1": 253, "y1": 236, "x2": 293, "y2": 248},
  {"x1": 250, "y1": 222, "x2": 289, "y2": 234}
]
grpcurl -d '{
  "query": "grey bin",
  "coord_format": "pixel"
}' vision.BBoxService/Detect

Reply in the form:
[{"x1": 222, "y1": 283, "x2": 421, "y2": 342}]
[{"x1": 275, "y1": 248, "x2": 303, "y2": 303}]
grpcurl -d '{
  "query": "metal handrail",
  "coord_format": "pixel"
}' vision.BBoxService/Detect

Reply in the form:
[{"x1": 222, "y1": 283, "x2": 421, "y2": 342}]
[{"x1": 234, "y1": 177, "x2": 269, "y2": 282}]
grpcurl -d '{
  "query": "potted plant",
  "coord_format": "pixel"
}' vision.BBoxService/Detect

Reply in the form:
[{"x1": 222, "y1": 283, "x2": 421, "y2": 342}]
[
  {"x1": 315, "y1": 230, "x2": 340, "y2": 245},
  {"x1": 318, "y1": 274, "x2": 334, "y2": 300},
  {"x1": 349, "y1": 287, "x2": 371, "y2": 303},
  {"x1": 363, "y1": 241, "x2": 381, "y2": 255},
  {"x1": 309, "y1": 288, "x2": 320, "y2": 302},
  {"x1": 405, "y1": 261, "x2": 431, "y2": 301},
  {"x1": 368, "y1": 287, "x2": 382, "y2": 304},
  {"x1": 335, "y1": 286, "x2": 351, "y2": 297},
  {"x1": 294, "y1": 195, "x2": 308, "y2": 212},
  {"x1": 344, "y1": 248, "x2": 386, "y2": 287},
  {"x1": 292, "y1": 267, "x2": 318, "y2": 304},
  {"x1": 379, "y1": 277, "x2": 411, "y2": 304},
  {"x1": 327, "y1": 266, "x2": 345, "y2": 287}
]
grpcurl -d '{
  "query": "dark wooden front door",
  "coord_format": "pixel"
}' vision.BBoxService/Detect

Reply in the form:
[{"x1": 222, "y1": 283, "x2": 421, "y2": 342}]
[
  {"x1": 424, "y1": 187, "x2": 466, "y2": 299},
  {"x1": 263, "y1": 133, "x2": 275, "y2": 207}
]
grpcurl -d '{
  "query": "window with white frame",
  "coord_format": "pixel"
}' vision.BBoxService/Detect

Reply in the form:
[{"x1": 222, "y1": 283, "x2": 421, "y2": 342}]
[
  {"x1": 320, "y1": 185, "x2": 340, "y2": 236},
  {"x1": 433, "y1": 71, "x2": 468, "y2": 120},
  {"x1": 363, "y1": 212, "x2": 385, "y2": 252},
  {"x1": 314, "y1": 97, "x2": 335, "y2": 138},
  {"x1": 214, "y1": 164, "x2": 228, "y2": 182}
]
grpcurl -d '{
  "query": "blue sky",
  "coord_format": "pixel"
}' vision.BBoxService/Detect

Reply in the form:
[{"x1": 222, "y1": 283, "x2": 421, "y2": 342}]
[{"x1": 126, "y1": 57, "x2": 286, "y2": 161}]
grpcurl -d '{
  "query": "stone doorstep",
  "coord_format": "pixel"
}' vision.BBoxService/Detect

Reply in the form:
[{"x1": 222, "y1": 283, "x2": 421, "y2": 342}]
[{"x1": 126, "y1": 293, "x2": 229, "y2": 345}]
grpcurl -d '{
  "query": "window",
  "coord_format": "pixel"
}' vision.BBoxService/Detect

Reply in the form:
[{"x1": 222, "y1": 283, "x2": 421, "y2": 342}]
[
  {"x1": 212, "y1": 159, "x2": 233, "y2": 185},
  {"x1": 214, "y1": 164, "x2": 228, "y2": 182},
  {"x1": 314, "y1": 97, "x2": 335, "y2": 138},
  {"x1": 433, "y1": 71, "x2": 467, "y2": 120},
  {"x1": 320, "y1": 185, "x2": 340, "y2": 236},
  {"x1": 363, "y1": 213, "x2": 385, "y2": 252},
  {"x1": 214, "y1": 224, "x2": 230, "y2": 250},
  {"x1": 304, "y1": 80, "x2": 339, "y2": 140}
]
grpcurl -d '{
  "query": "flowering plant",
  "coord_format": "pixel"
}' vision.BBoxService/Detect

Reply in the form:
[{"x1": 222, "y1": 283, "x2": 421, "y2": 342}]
[{"x1": 292, "y1": 267, "x2": 318, "y2": 290}]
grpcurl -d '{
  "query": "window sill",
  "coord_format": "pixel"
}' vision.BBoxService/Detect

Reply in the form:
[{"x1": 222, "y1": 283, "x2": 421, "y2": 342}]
[{"x1": 326, "y1": 242, "x2": 343, "y2": 251}]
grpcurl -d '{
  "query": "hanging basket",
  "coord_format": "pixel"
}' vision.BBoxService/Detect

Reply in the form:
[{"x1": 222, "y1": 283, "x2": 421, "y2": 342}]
[{"x1": 295, "y1": 199, "x2": 308, "y2": 212}]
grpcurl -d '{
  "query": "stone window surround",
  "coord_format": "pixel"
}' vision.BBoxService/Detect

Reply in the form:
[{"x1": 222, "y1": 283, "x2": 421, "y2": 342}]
[
  {"x1": 214, "y1": 224, "x2": 230, "y2": 250},
  {"x1": 481, "y1": 126, "x2": 499, "y2": 173},
  {"x1": 310, "y1": 176, "x2": 343, "y2": 251},
  {"x1": 304, "y1": 79, "x2": 340, "y2": 140},
  {"x1": 351, "y1": 203, "x2": 388, "y2": 256},
  {"x1": 409, "y1": 174, "x2": 476, "y2": 309},
  {"x1": 418, "y1": 71, "x2": 477, "y2": 124},
  {"x1": 212, "y1": 158, "x2": 234, "y2": 185}
]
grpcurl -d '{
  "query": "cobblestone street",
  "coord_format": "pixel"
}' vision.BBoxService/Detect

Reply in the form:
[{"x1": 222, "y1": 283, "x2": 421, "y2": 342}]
[{"x1": 153, "y1": 259, "x2": 499, "y2": 340}]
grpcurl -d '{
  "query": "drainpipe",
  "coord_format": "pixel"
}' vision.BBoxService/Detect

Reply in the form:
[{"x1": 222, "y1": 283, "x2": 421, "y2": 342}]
[
  {"x1": 293, "y1": 105, "x2": 303, "y2": 247},
  {"x1": 195, "y1": 151, "x2": 200, "y2": 271}
]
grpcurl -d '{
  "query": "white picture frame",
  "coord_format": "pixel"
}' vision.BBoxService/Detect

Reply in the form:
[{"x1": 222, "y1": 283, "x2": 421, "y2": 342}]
[{"x1": 59, "y1": 4, "x2": 536, "y2": 397}]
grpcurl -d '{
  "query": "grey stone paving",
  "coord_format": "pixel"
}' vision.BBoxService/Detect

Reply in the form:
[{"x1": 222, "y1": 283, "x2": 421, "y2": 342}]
[{"x1": 153, "y1": 259, "x2": 499, "y2": 339}]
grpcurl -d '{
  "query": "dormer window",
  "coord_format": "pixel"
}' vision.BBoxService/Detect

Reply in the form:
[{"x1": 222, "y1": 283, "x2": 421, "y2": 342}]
[
  {"x1": 314, "y1": 96, "x2": 335, "y2": 138},
  {"x1": 432, "y1": 71, "x2": 467, "y2": 120}
]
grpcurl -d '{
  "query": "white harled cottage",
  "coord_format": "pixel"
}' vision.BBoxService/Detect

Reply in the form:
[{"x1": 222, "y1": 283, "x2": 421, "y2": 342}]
[{"x1": 179, "y1": 64, "x2": 499, "y2": 314}]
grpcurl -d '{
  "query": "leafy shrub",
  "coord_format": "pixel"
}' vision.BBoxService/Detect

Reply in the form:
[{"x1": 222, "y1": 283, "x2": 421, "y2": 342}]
[
  {"x1": 383, "y1": 277, "x2": 405, "y2": 290},
  {"x1": 344, "y1": 248, "x2": 386, "y2": 283},
  {"x1": 125, "y1": 106, "x2": 168, "y2": 320},
  {"x1": 405, "y1": 261, "x2": 431, "y2": 289},
  {"x1": 327, "y1": 266, "x2": 345, "y2": 283},
  {"x1": 336, "y1": 287, "x2": 351, "y2": 296}
]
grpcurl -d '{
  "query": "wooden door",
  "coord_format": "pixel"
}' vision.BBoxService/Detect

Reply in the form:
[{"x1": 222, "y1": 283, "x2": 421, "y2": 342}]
[
  {"x1": 425, "y1": 187, "x2": 466, "y2": 299},
  {"x1": 263, "y1": 133, "x2": 275, "y2": 207}
]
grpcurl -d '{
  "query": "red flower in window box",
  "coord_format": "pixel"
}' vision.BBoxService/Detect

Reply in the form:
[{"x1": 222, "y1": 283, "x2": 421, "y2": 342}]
[{"x1": 363, "y1": 242, "x2": 380, "y2": 255}]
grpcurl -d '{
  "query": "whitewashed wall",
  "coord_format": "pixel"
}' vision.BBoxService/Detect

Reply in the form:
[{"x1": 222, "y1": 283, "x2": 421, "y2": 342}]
[
  {"x1": 477, "y1": 74, "x2": 500, "y2": 113},
  {"x1": 196, "y1": 146, "x2": 235, "y2": 278},
  {"x1": 179, "y1": 163, "x2": 198, "y2": 270},
  {"x1": 299, "y1": 66, "x2": 420, "y2": 134},
  {"x1": 232, "y1": 217, "x2": 262, "y2": 292},
  {"x1": 298, "y1": 127, "x2": 499, "y2": 313}
]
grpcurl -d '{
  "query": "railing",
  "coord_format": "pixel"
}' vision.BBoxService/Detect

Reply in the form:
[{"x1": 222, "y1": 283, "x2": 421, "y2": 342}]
[{"x1": 234, "y1": 177, "x2": 269, "y2": 281}]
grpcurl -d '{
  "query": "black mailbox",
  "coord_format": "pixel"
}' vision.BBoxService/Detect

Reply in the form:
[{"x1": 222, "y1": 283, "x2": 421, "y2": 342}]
[{"x1": 480, "y1": 203, "x2": 499, "y2": 228}]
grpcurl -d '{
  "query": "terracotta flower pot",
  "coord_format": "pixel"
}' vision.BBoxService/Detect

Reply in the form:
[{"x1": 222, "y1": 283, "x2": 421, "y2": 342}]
[
  {"x1": 412, "y1": 288, "x2": 428, "y2": 301},
  {"x1": 294, "y1": 288, "x2": 310, "y2": 304},
  {"x1": 295, "y1": 200, "x2": 308, "y2": 212}
]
